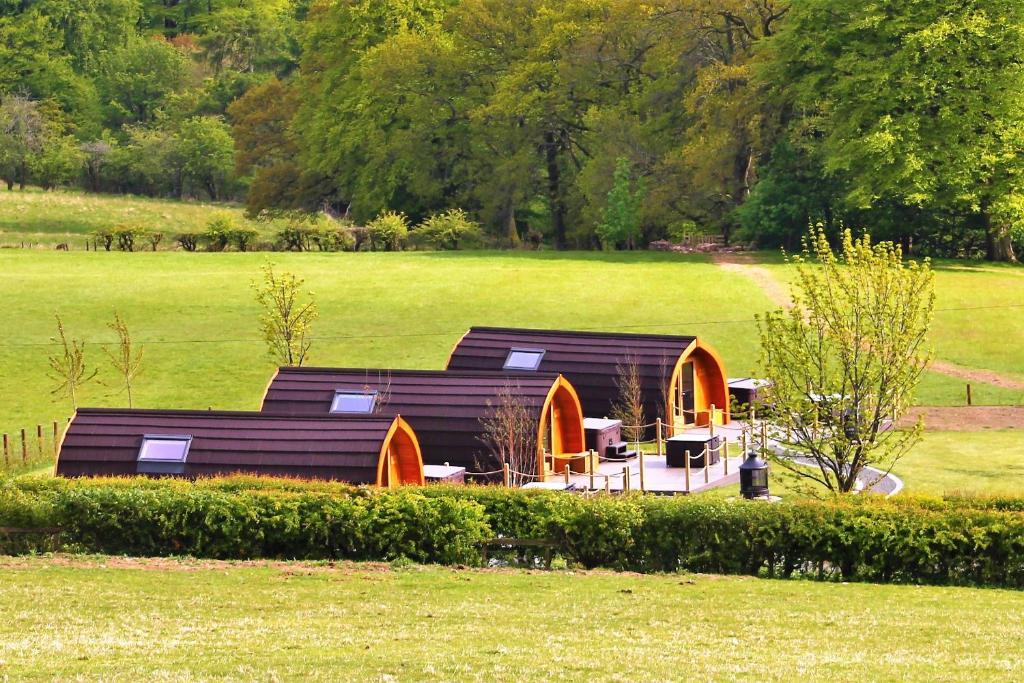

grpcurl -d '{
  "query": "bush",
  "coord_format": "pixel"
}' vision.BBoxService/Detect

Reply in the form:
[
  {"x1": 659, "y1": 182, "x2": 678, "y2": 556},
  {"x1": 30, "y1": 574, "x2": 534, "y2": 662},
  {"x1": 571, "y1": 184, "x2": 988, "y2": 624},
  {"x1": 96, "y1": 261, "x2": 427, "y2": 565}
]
[
  {"x1": 0, "y1": 479, "x2": 487, "y2": 564},
  {"x1": 145, "y1": 231, "x2": 164, "y2": 252},
  {"x1": 203, "y1": 211, "x2": 237, "y2": 251},
  {"x1": 275, "y1": 224, "x2": 317, "y2": 251},
  {"x1": 175, "y1": 232, "x2": 200, "y2": 251},
  {"x1": 7, "y1": 477, "x2": 1024, "y2": 587},
  {"x1": 366, "y1": 211, "x2": 409, "y2": 251},
  {"x1": 92, "y1": 228, "x2": 114, "y2": 251},
  {"x1": 413, "y1": 209, "x2": 483, "y2": 250},
  {"x1": 114, "y1": 225, "x2": 144, "y2": 252}
]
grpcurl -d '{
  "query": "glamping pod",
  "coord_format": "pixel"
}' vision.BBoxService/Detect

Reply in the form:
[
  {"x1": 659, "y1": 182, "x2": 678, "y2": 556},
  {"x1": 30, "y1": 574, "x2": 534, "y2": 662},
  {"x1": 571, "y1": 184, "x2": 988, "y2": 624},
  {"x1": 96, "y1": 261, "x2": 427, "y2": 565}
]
[
  {"x1": 260, "y1": 368, "x2": 585, "y2": 478},
  {"x1": 55, "y1": 409, "x2": 424, "y2": 487},
  {"x1": 446, "y1": 327, "x2": 730, "y2": 430}
]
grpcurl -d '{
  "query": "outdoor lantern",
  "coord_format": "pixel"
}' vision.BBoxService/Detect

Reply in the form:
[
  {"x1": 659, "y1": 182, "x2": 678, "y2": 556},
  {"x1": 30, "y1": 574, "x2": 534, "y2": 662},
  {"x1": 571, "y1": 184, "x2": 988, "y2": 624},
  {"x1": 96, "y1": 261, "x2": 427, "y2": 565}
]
[{"x1": 739, "y1": 450, "x2": 769, "y2": 499}]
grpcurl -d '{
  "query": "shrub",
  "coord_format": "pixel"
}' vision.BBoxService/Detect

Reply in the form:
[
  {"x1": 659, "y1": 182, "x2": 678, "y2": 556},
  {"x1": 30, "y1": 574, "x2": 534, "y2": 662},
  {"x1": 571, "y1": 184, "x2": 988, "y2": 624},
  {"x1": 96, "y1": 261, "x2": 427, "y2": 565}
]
[
  {"x1": 92, "y1": 228, "x2": 114, "y2": 251},
  {"x1": 114, "y1": 225, "x2": 144, "y2": 252},
  {"x1": 366, "y1": 211, "x2": 409, "y2": 251},
  {"x1": 275, "y1": 224, "x2": 317, "y2": 251},
  {"x1": 145, "y1": 231, "x2": 164, "y2": 252},
  {"x1": 413, "y1": 209, "x2": 483, "y2": 250},
  {"x1": 0, "y1": 479, "x2": 488, "y2": 564},
  {"x1": 7, "y1": 477, "x2": 1024, "y2": 588},
  {"x1": 175, "y1": 232, "x2": 200, "y2": 251},
  {"x1": 203, "y1": 211, "x2": 237, "y2": 251},
  {"x1": 232, "y1": 228, "x2": 258, "y2": 252}
]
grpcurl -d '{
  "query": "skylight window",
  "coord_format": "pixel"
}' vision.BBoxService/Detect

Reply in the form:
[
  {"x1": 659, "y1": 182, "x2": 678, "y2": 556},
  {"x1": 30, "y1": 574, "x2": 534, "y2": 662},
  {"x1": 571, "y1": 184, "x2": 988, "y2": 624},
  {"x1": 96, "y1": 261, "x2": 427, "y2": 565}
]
[
  {"x1": 137, "y1": 435, "x2": 191, "y2": 474},
  {"x1": 503, "y1": 348, "x2": 545, "y2": 371},
  {"x1": 331, "y1": 390, "x2": 377, "y2": 414}
]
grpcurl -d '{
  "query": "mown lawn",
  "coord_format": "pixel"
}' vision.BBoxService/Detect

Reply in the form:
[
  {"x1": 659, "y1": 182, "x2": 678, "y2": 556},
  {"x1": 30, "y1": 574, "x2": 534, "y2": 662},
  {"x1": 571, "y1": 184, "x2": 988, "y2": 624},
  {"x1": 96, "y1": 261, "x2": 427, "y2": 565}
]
[
  {"x1": 0, "y1": 188, "x2": 254, "y2": 247},
  {"x1": 1, "y1": 556, "x2": 1023, "y2": 682}
]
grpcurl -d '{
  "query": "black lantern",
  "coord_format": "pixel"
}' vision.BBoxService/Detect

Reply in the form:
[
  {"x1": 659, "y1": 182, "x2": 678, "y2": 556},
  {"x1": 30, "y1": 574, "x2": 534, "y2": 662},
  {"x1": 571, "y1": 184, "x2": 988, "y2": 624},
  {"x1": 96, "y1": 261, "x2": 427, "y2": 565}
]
[{"x1": 739, "y1": 450, "x2": 769, "y2": 499}]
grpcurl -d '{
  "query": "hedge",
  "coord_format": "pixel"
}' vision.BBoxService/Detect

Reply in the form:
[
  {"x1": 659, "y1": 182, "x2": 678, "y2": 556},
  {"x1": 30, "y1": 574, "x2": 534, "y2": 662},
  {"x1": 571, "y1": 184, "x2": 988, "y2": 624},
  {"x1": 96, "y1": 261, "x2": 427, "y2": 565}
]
[{"x1": 5, "y1": 477, "x2": 1024, "y2": 588}]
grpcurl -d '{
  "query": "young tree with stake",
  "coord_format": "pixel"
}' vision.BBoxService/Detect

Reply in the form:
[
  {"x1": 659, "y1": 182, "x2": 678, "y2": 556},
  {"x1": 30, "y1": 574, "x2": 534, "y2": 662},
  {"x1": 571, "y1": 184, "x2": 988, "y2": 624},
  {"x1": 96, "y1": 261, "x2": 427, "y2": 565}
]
[
  {"x1": 757, "y1": 228, "x2": 934, "y2": 493},
  {"x1": 252, "y1": 263, "x2": 319, "y2": 367},
  {"x1": 479, "y1": 381, "x2": 540, "y2": 487},
  {"x1": 611, "y1": 356, "x2": 645, "y2": 444},
  {"x1": 48, "y1": 314, "x2": 96, "y2": 411},
  {"x1": 104, "y1": 312, "x2": 144, "y2": 407}
]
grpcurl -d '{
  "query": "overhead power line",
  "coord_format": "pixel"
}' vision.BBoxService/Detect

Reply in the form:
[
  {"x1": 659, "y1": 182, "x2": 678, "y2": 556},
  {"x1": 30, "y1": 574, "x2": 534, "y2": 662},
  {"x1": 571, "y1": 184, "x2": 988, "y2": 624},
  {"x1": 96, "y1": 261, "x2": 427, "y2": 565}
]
[{"x1": 0, "y1": 302, "x2": 1022, "y2": 349}]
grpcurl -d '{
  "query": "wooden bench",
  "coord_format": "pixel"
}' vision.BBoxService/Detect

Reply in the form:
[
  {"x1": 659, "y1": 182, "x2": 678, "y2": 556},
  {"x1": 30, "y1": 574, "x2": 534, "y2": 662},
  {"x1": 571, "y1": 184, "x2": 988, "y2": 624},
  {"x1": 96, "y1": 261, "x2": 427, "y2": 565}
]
[{"x1": 478, "y1": 537, "x2": 561, "y2": 569}]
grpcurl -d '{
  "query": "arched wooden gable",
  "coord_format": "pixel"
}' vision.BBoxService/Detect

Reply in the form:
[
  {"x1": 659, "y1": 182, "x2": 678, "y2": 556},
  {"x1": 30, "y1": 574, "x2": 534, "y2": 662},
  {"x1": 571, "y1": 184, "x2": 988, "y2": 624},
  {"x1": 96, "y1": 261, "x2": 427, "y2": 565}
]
[{"x1": 445, "y1": 327, "x2": 730, "y2": 429}]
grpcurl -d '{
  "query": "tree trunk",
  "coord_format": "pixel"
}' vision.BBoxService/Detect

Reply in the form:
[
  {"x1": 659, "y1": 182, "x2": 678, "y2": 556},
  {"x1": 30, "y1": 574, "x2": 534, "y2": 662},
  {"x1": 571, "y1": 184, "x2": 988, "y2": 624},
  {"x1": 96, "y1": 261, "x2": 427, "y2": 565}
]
[
  {"x1": 544, "y1": 131, "x2": 567, "y2": 250},
  {"x1": 504, "y1": 200, "x2": 520, "y2": 247},
  {"x1": 982, "y1": 210, "x2": 1018, "y2": 263}
]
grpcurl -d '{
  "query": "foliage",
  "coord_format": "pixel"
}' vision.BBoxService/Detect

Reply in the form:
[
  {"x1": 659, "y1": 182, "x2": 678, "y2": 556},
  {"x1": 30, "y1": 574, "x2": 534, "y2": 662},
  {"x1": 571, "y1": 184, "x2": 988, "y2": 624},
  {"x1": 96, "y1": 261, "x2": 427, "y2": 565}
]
[
  {"x1": 757, "y1": 228, "x2": 935, "y2": 493},
  {"x1": 251, "y1": 262, "x2": 318, "y2": 367},
  {"x1": 177, "y1": 116, "x2": 236, "y2": 201},
  {"x1": 103, "y1": 312, "x2": 144, "y2": 408},
  {"x1": 365, "y1": 210, "x2": 409, "y2": 251},
  {"x1": 413, "y1": 209, "x2": 483, "y2": 250},
  {"x1": 595, "y1": 158, "x2": 645, "y2": 250},
  {"x1": 96, "y1": 37, "x2": 190, "y2": 126},
  {"x1": 46, "y1": 314, "x2": 96, "y2": 410},
  {"x1": 762, "y1": 0, "x2": 1024, "y2": 261},
  {"x1": 0, "y1": 481, "x2": 488, "y2": 564},
  {"x1": 9, "y1": 478, "x2": 1024, "y2": 588}
]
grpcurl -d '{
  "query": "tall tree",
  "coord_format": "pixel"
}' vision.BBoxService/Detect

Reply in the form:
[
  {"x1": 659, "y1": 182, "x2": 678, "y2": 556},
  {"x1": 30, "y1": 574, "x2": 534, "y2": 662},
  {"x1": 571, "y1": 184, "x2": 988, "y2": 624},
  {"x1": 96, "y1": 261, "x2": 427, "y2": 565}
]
[{"x1": 763, "y1": 0, "x2": 1024, "y2": 262}]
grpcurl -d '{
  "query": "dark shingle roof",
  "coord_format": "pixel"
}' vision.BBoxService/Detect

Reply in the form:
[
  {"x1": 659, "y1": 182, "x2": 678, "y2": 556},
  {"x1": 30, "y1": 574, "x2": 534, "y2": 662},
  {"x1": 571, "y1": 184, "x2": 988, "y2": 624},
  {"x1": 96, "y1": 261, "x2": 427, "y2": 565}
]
[
  {"x1": 261, "y1": 368, "x2": 574, "y2": 472},
  {"x1": 446, "y1": 327, "x2": 698, "y2": 420},
  {"x1": 56, "y1": 408, "x2": 415, "y2": 484}
]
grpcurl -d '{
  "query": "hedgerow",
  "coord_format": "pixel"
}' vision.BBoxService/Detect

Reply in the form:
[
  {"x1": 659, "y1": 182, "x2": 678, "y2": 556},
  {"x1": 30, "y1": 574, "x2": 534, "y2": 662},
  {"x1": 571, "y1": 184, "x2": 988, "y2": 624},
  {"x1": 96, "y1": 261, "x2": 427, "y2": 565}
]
[{"x1": 5, "y1": 477, "x2": 1024, "y2": 588}]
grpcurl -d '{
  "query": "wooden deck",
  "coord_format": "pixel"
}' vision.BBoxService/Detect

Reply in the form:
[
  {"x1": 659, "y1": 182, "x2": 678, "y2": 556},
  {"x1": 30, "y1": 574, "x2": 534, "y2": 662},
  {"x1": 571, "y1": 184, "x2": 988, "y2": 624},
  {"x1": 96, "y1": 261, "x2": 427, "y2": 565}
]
[{"x1": 557, "y1": 421, "x2": 753, "y2": 495}]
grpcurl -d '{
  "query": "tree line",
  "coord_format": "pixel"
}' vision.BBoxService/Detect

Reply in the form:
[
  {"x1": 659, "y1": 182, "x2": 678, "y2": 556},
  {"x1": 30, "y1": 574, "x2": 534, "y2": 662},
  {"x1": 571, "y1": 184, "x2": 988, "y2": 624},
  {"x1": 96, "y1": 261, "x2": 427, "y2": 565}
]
[{"x1": 2, "y1": 0, "x2": 1022, "y2": 259}]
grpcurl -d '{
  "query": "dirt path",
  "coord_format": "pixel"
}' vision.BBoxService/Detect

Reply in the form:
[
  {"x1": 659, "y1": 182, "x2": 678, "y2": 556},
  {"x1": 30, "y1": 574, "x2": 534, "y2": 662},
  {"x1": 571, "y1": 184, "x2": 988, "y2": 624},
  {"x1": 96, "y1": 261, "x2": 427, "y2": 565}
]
[
  {"x1": 713, "y1": 252, "x2": 1024, "y2": 392},
  {"x1": 712, "y1": 253, "x2": 792, "y2": 309},
  {"x1": 900, "y1": 406, "x2": 1024, "y2": 431},
  {"x1": 927, "y1": 360, "x2": 1024, "y2": 391}
]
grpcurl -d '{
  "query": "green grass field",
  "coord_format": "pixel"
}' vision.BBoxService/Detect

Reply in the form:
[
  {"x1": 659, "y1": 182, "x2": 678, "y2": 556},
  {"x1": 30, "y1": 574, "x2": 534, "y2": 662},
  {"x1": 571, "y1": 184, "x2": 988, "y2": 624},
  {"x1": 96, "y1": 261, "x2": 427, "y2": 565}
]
[
  {"x1": 2, "y1": 556, "x2": 1023, "y2": 682},
  {"x1": 0, "y1": 249, "x2": 1022, "y2": 484},
  {"x1": 0, "y1": 188, "x2": 253, "y2": 247}
]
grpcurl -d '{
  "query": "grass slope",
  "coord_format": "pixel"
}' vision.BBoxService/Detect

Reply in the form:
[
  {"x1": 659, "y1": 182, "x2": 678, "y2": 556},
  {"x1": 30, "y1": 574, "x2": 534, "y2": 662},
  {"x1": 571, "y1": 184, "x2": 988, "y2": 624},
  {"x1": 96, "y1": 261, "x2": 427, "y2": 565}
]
[
  {"x1": 2, "y1": 556, "x2": 1023, "y2": 681},
  {"x1": 0, "y1": 251, "x2": 772, "y2": 438},
  {"x1": 0, "y1": 188, "x2": 251, "y2": 247}
]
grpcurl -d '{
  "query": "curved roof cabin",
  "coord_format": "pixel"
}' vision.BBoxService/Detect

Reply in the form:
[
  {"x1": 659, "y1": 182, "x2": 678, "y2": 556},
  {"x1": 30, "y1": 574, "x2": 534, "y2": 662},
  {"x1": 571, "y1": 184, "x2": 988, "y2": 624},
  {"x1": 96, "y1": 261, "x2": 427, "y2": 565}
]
[
  {"x1": 446, "y1": 327, "x2": 730, "y2": 429},
  {"x1": 56, "y1": 409, "x2": 424, "y2": 487},
  {"x1": 260, "y1": 369, "x2": 585, "y2": 478}
]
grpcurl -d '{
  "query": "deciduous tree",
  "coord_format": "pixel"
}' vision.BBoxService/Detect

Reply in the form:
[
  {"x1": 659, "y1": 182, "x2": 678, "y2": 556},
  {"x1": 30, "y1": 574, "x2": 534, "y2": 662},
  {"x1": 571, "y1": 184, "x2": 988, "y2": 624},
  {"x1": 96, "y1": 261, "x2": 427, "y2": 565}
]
[{"x1": 757, "y1": 228, "x2": 935, "y2": 493}]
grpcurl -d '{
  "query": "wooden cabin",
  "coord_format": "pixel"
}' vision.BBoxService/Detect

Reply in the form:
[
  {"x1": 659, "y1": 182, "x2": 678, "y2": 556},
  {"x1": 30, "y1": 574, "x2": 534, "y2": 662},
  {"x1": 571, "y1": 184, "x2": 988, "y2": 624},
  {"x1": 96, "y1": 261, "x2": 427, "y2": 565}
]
[
  {"x1": 260, "y1": 369, "x2": 585, "y2": 479},
  {"x1": 446, "y1": 327, "x2": 730, "y2": 431},
  {"x1": 55, "y1": 409, "x2": 424, "y2": 487}
]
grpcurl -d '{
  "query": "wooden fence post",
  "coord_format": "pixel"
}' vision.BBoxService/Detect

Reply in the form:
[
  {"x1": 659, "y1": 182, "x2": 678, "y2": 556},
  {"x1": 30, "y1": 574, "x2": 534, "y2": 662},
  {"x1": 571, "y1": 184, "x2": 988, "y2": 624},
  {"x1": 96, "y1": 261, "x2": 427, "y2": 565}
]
[
  {"x1": 20, "y1": 428, "x2": 27, "y2": 462},
  {"x1": 622, "y1": 466, "x2": 630, "y2": 492},
  {"x1": 684, "y1": 450, "x2": 691, "y2": 493},
  {"x1": 589, "y1": 450, "x2": 595, "y2": 490},
  {"x1": 604, "y1": 475, "x2": 610, "y2": 494},
  {"x1": 2, "y1": 433, "x2": 8, "y2": 465},
  {"x1": 36, "y1": 424, "x2": 43, "y2": 457},
  {"x1": 703, "y1": 446, "x2": 710, "y2": 484},
  {"x1": 52, "y1": 421, "x2": 59, "y2": 457},
  {"x1": 564, "y1": 462, "x2": 571, "y2": 486},
  {"x1": 966, "y1": 383, "x2": 973, "y2": 406},
  {"x1": 638, "y1": 450, "x2": 646, "y2": 492},
  {"x1": 502, "y1": 463, "x2": 510, "y2": 487},
  {"x1": 723, "y1": 436, "x2": 729, "y2": 476},
  {"x1": 656, "y1": 418, "x2": 663, "y2": 456}
]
